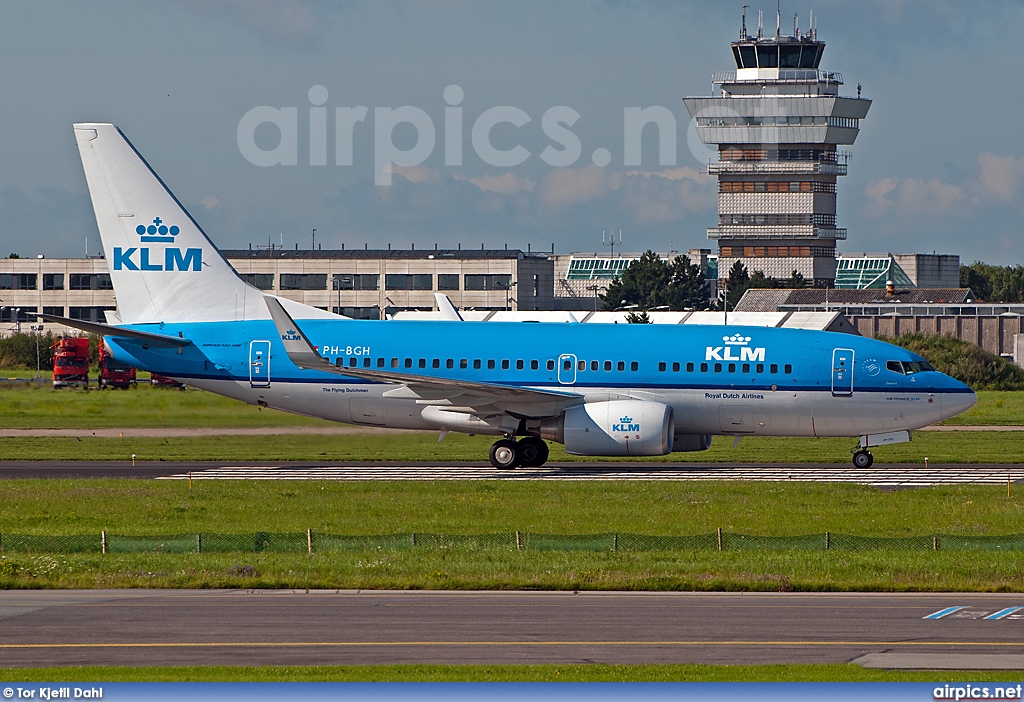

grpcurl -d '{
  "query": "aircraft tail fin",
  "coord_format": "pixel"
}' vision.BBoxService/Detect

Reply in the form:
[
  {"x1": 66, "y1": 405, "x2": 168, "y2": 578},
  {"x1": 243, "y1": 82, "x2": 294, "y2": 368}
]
[{"x1": 73, "y1": 123, "x2": 266, "y2": 324}]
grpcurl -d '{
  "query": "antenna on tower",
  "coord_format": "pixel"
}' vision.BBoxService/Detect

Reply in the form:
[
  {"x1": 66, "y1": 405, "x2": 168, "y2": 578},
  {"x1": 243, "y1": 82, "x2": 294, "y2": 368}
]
[
  {"x1": 776, "y1": 0, "x2": 781, "y2": 40},
  {"x1": 741, "y1": 5, "x2": 748, "y2": 39},
  {"x1": 757, "y1": 9, "x2": 763, "y2": 38},
  {"x1": 602, "y1": 229, "x2": 622, "y2": 258},
  {"x1": 794, "y1": 13, "x2": 798, "y2": 36}
]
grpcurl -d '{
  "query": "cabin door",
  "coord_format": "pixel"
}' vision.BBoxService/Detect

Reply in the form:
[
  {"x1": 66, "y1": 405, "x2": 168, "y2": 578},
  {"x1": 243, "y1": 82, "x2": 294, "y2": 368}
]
[
  {"x1": 557, "y1": 353, "x2": 577, "y2": 385},
  {"x1": 831, "y1": 348, "x2": 854, "y2": 396},
  {"x1": 249, "y1": 340, "x2": 271, "y2": 388}
]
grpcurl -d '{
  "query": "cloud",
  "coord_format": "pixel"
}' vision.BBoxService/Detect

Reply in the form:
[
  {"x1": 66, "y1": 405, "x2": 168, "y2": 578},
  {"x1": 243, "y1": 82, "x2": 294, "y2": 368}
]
[
  {"x1": 186, "y1": 0, "x2": 318, "y2": 43},
  {"x1": 977, "y1": 152, "x2": 1024, "y2": 202},
  {"x1": 538, "y1": 165, "x2": 624, "y2": 208},
  {"x1": 200, "y1": 196, "x2": 223, "y2": 210},
  {"x1": 863, "y1": 176, "x2": 971, "y2": 218},
  {"x1": 456, "y1": 172, "x2": 535, "y2": 195},
  {"x1": 392, "y1": 165, "x2": 442, "y2": 185}
]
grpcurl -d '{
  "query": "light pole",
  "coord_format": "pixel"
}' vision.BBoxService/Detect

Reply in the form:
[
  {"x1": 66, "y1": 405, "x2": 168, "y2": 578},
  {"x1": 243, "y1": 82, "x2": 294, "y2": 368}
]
[
  {"x1": 586, "y1": 284, "x2": 599, "y2": 312},
  {"x1": 31, "y1": 324, "x2": 41, "y2": 381},
  {"x1": 311, "y1": 228, "x2": 316, "y2": 252}
]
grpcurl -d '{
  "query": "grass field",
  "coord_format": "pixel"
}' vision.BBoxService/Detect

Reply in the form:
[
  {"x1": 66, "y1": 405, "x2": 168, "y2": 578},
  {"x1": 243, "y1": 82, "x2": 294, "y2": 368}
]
[
  {"x1": 1, "y1": 664, "x2": 1019, "y2": 682},
  {"x1": 1, "y1": 384, "x2": 1022, "y2": 429},
  {"x1": 2, "y1": 480, "x2": 1022, "y2": 590},
  {"x1": 1, "y1": 428, "x2": 1023, "y2": 463}
]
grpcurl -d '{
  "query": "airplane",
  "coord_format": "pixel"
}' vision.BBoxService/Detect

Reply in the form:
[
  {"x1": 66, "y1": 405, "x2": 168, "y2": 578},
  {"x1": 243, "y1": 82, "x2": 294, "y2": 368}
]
[{"x1": 42, "y1": 123, "x2": 977, "y2": 470}]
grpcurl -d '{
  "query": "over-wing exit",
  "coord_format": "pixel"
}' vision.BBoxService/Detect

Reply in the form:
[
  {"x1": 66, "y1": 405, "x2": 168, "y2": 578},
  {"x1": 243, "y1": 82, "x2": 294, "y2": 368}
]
[{"x1": 45, "y1": 124, "x2": 976, "y2": 471}]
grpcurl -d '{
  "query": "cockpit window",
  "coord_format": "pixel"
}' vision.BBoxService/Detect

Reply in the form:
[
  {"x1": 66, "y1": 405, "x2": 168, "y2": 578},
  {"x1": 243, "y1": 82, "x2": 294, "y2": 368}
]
[
  {"x1": 903, "y1": 360, "x2": 935, "y2": 374},
  {"x1": 887, "y1": 360, "x2": 935, "y2": 375}
]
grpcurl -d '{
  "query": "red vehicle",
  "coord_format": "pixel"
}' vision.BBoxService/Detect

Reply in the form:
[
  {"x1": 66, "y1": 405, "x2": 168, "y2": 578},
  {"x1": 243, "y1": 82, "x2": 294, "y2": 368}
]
[
  {"x1": 52, "y1": 337, "x2": 90, "y2": 388},
  {"x1": 151, "y1": 373, "x2": 187, "y2": 390},
  {"x1": 98, "y1": 344, "x2": 136, "y2": 389}
]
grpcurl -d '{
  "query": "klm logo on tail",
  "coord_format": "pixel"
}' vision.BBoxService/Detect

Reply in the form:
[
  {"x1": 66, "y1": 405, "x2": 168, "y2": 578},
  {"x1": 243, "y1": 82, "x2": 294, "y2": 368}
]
[{"x1": 113, "y1": 217, "x2": 202, "y2": 272}]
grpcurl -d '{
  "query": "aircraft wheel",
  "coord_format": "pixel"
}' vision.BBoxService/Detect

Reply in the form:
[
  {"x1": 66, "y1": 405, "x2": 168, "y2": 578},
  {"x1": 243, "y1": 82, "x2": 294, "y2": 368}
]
[
  {"x1": 852, "y1": 449, "x2": 873, "y2": 468},
  {"x1": 517, "y1": 437, "x2": 549, "y2": 467},
  {"x1": 489, "y1": 439, "x2": 519, "y2": 470}
]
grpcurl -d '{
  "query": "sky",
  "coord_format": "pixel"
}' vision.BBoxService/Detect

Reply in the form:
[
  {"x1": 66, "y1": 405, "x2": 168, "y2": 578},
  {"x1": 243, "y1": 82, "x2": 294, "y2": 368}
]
[{"x1": 1, "y1": 0, "x2": 1022, "y2": 264}]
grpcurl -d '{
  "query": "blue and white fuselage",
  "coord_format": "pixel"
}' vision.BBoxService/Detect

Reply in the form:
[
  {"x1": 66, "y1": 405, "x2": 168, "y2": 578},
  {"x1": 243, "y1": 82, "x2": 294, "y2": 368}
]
[{"x1": 55, "y1": 123, "x2": 976, "y2": 470}]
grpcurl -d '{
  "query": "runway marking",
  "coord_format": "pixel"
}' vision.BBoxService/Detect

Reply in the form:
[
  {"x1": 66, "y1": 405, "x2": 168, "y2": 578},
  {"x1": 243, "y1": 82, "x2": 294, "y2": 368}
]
[
  {"x1": 157, "y1": 464, "x2": 1024, "y2": 486},
  {"x1": 985, "y1": 607, "x2": 1023, "y2": 620},
  {"x1": 2, "y1": 639, "x2": 1024, "y2": 650},
  {"x1": 925, "y1": 606, "x2": 967, "y2": 619}
]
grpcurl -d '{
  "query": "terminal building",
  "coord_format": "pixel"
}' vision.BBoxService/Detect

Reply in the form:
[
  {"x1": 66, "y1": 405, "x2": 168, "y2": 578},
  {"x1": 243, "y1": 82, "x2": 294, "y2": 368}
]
[{"x1": 683, "y1": 11, "x2": 871, "y2": 286}]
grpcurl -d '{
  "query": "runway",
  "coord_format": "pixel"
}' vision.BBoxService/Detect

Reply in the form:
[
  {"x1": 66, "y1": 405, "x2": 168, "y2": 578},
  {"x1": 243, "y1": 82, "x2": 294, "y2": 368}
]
[
  {"x1": 0, "y1": 590, "x2": 1022, "y2": 669},
  {"x1": 3, "y1": 461, "x2": 1024, "y2": 486}
]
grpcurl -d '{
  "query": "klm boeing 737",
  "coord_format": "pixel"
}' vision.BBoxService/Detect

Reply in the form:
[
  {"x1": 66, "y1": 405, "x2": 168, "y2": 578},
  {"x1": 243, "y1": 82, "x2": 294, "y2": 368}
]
[{"x1": 44, "y1": 123, "x2": 977, "y2": 470}]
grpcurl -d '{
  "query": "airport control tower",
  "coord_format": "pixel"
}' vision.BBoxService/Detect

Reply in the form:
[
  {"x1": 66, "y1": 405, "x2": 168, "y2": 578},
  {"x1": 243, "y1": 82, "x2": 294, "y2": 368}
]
[{"x1": 683, "y1": 9, "x2": 870, "y2": 286}]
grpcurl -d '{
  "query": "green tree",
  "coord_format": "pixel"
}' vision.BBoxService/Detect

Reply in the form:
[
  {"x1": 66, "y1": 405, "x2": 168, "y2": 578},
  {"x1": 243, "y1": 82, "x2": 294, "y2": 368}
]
[
  {"x1": 959, "y1": 262, "x2": 1024, "y2": 302},
  {"x1": 785, "y1": 270, "x2": 808, "y2": 288},
  {"x1": 601, "y1": 250, "x2": 709, "y2": 312},
  {"x1": 625, "y1": 309, "x2": 652, "y2": 324},
  {"x1": 721, "y1": 261, "x2": 750, "y2": 310},
  {"x1": 8, "y1": 253, "x2": 19, "y2": 259}
]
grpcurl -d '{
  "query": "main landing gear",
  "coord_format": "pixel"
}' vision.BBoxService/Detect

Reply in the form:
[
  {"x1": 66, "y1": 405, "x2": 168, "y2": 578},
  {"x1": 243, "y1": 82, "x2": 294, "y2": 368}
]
[
  {"x1": 851, "y1": 449, "x2": 874, "y2": 468},
  {"x1": 489, "y1": 436, "x2": 550, "y2": 470}
]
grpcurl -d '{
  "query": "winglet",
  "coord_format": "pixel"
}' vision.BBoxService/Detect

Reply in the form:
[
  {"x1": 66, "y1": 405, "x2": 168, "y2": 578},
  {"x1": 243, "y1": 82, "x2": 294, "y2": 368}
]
[
  {"x1": 434, "y1": 293, "x2": 464, "y2": 321},
  {"x1": 263, "y1": 296, "x2": 331, "y2": 370}
]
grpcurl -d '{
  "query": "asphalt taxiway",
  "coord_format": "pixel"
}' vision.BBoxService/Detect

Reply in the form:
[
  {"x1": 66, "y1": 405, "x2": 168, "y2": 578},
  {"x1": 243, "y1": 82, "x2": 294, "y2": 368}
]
[
  {"x1": 2, "y1": 461, "x2": 1023, "y2": 486},
  {"x1": 0, "y1": 590, "x2": 1022, "y2": 669}
]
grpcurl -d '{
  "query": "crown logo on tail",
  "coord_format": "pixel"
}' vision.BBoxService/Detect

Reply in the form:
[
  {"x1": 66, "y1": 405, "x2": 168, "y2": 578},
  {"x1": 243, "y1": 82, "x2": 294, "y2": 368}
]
[{"x1": 136, "y1": 217, "x2": 180, "y2": 243}]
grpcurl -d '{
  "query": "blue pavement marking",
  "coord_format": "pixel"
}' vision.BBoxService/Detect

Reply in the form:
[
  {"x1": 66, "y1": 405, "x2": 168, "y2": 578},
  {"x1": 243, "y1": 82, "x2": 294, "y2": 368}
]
[
  {"x1": 924, "y1": 606, "x2": 967, "y2": 620},
  {"x1": 983, "y1": 606, "x2": 1023, "y2": 620}
]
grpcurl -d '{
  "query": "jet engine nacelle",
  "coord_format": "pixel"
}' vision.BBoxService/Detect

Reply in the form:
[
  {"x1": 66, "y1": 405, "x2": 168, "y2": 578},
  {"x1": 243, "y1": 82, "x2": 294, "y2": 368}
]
[
  {"x1": 540, "y1": 400, "x2": 674, "y2": 456},
  {"x1": 672, "y1": 433, "x2": 713, "y2": 452}
]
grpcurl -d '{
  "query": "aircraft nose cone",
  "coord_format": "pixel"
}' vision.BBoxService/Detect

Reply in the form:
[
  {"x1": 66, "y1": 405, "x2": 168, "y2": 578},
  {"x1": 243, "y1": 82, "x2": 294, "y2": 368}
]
[{"x1": 941, "y1": 384, "x2": 977, "y2": 420}]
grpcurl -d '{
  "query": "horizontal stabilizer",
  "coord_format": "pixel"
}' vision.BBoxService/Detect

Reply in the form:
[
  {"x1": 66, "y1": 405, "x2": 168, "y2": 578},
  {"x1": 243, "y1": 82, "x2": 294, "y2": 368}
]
[{"x1": 37, "y1": 314, "x2": 192, "y2": 347}]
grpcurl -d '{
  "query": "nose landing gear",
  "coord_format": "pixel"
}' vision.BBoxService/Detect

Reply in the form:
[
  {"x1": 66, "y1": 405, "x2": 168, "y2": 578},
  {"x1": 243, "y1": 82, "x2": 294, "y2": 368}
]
[
  {"x1": 488, "y1": 436, "x2": 550, "y2": 470},
  {"x1": 851, "y1": 449, "x2": 874, "y2": 468}
]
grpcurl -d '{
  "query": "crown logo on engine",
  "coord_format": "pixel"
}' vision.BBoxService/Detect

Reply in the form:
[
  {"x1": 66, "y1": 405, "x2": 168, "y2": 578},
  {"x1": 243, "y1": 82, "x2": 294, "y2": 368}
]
[{"x1": 136, "y1": 217, "x2": 180, "y2": 243}]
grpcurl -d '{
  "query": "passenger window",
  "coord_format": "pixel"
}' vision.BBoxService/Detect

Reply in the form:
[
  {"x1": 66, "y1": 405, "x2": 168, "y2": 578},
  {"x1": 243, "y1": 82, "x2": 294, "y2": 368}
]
[
  {"x1": 714, "y1": 363, "x2": 722, "y2": 372},
  {"x1": 516, "y1": 360, "x2": 524, "y2": 370},
  {"x1": 547, "y1": 360, "x2": 555, "y2": 371},
  {"x1": 591, "y1": 360, "x2": 598, "y2": 371},
  {"x1": 405, "y1": 358, "x2": 413, "y2": 368},
  {"x1": 700, "y1": 362, "x2": 708, "y2": 372},
  {"x1": 363, "y1": 358, "x2": 371, "y2": 368},
  {"x1": 578, "y1": 360, "x2": 586, "y2": 371},
  {"x1": 770, "y1": 364, "x2": 778, "y2": 374},
  {"x1": 531, "y1": 360, "x2": 539, "y2": 370},
  {"x1": 630, "y1": 361, "x2": 638, "y2": 371},
  {"x1": 460, "y1": 359, "x2": 468, "y2": 369},
  {"x1": 502, "y1": 359, "x2": 510, "y2": 370},
  {"x1": 617, "y1": 361, "x2": 625, "y2": 371},
  {"x1": 418, "y1": 358, "x2": 426, "y2": 369},
  {"x1": 335, "y1": 358, "x2": 343, "y2": 366},
  {"x1": 349, "y1": 358, "x2": 358, "y2": 368},
  {"x1": 756, "y1": 363, "x2": 763, "y2": 373},
  {"x1": 658, "y1": 362, "x2": 666, "y2": 372},
  {"x1": 473, "y1": 359, "x2": 481, "y2": 369},
  {"x1": 672, "y1": 362, "x2": 680, "y2": 372},
  {"x1": 686, "y1": 362, "x2": 694, "y2": 372},
  {"x1": 488, "y1": 359, "x2": 495, "y2": 370},
  {"x1": 784, "y1": 364, "x2": 793, "y2": 374},
  {"x1": 446, "y1": 359, "x2": 454, "y2": 369},
  {"x1": 728, "y1": 363, "x2": 736, "y2": 373},
  {"x1": 742, "y1": 363, "x2": 750, "y2": 373},
  {"x1": 604, "y1": 361, "x2": 612, "y2": 371},
  {"x1": 432, "y1": 358, "x2": 440, "y2": 369},
  {"x1": 391, "y1": 358, "x2": 399, "y2": 368},
  {"x1": 377, "y1": 357, "x2": 385, "y2": 368}
]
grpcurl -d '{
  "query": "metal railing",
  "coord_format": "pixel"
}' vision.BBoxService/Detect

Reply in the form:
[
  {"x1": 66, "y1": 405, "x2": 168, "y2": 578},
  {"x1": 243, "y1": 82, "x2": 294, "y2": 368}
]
[
  {"x1": 709, "y1": 161, "x2": 847, "y2": 176},
  {"x1": 708, "y1": 227, "x2": 847, "y2": 240},
  {"x1": 712, "y1": 70, "x2": 844, "y2": 84},
  {"x1": 1, "y1": 530, "x2": 1022, "y2": 555}
]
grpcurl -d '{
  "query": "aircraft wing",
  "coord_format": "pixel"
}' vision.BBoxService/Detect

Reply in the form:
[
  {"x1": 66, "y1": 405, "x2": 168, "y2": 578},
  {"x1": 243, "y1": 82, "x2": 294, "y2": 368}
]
[
  {"x1": 264, "y1": 296, "x2": 580, "y2": 407},
  {"x1": 37, "y1": 313, "x2": 192, "y2": 348}
]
